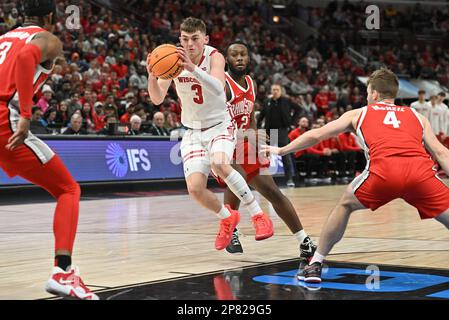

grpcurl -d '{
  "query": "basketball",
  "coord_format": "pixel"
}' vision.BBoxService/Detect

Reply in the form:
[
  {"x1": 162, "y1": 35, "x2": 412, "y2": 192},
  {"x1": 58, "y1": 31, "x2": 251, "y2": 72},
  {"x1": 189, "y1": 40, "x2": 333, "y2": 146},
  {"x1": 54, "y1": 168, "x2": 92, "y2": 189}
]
[{"x1": 148, "y1": 44, "x2": 183, "y2": 80}]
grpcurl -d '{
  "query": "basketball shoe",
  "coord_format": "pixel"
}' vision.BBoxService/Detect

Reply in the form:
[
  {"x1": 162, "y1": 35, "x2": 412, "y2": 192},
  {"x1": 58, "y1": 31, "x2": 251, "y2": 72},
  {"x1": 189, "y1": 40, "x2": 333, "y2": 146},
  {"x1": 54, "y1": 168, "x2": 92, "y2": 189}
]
[
  {"x1": 252, "y1": 211, "x2": 274, "y2": 241},
  {"x1": 225, "y1": 228, "x2": 243, "y2": 254},
  {"x1": 215, "y1": 206, "x2": 240, "y2": 250},
  {"x1": 303, "y1": 262, "x2": 323, "y2": 283},
  {"x1": 45, "y1": 266, "x2": 99, "y2": 300},
  {"x1": 297, "y1": 237, "x2": 317, "y2": 281}
]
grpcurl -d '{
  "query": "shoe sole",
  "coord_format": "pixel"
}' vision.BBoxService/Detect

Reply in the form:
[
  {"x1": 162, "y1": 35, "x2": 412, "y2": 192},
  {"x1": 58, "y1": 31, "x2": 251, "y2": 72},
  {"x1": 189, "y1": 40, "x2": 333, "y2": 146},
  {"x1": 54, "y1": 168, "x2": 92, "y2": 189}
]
[
  {"x1": 304, "y1": 277, "x2": 322, "y2": 283},
  {"x1": 255, "y1": 228, "x2": 274, "y2": 241}
]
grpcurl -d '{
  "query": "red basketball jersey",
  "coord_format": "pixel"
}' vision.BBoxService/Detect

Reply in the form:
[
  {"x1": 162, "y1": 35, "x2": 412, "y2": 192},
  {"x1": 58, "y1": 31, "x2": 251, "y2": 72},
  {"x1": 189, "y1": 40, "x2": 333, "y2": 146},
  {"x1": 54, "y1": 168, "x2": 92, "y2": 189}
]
[
  {"x1": 356, "y1": 102, "x2": 430, "y2": 162},
  {"x1": 225, "y1": 72, "x2": 256, "y2": 131},
  {"x1": 0, "y1": 26, "x2": 52, "y2": 131}
]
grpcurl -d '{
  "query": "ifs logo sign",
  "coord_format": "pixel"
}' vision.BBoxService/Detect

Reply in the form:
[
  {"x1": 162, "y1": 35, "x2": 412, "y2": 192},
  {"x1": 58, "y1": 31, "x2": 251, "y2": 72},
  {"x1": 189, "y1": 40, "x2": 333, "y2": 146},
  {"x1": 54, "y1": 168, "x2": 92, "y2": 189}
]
[{"x1": 105, "y1": 143, "x2": 151, "y2": 177}]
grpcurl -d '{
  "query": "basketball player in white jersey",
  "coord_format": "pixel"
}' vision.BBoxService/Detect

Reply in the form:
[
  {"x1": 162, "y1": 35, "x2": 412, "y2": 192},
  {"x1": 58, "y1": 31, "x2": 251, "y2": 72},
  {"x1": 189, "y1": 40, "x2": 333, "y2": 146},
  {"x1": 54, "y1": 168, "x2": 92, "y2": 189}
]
[
  {"x1": 410, "y1": 90, "x2": 430, "y2": 119},
  {"x1": 429, "y1": 93, "x2": 446, "y2": 141},
  {"x1": 147, "y1": 17, "x2": 274, "y2": 251}
]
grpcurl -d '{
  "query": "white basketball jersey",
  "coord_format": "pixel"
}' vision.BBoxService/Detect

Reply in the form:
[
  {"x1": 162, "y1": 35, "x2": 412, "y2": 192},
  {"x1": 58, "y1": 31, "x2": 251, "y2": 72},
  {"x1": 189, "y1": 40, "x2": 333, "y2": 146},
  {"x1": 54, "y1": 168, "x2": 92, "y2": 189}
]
[{"x1": 174, "y1": 45, "x2": 230, "y2": 129}]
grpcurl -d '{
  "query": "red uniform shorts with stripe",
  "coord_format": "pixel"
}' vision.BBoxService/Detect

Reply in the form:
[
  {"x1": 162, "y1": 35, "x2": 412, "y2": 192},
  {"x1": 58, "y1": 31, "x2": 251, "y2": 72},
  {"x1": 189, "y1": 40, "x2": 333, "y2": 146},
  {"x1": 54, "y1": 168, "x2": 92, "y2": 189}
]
[
  {"x1": 352, "y1": 157, "x2": 449, "y2": 219},
  {"x1": 0, "y1": 130, "x2": 56, "y2": 178},
  {"x1": 213, "y1": 140, "x2": 270, "y2": 187}
]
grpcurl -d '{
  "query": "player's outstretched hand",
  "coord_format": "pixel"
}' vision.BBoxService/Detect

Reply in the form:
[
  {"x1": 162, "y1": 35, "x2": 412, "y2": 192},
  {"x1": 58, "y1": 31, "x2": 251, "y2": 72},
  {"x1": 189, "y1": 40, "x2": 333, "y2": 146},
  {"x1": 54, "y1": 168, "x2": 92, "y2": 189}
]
[
  {"x1": 6, "y1": 117, "x2": 30, "y2": 151},
  {"x1": 261, "y1": 144, "x2": 284, "y2": 156},
  {"x1": 176, "y1": 47, "x2": 195, "y2": 72}
]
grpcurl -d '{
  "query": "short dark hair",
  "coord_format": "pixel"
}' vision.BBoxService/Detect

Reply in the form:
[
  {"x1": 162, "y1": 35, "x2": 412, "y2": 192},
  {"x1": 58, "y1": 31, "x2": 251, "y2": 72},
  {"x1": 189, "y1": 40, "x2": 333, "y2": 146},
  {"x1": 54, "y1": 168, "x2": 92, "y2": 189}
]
[
  {"x1": 418, "y1": 89, "x2": 426, "y2": 94},
  {"x1": 23, "y1": 0, "x2": 56, "y2": 17},
  {"x1": 180, "y1": 17, "x2": 207, "y2": 34},
  {"x1": 367, "y1": 68, "x2": 399, "y2": 99},
  {"x1": 32, "y1": 106, "x2": 42, "y2": 115},
  {"x1": 225, "y1": 40, "x2": 250, "y2": 55},
  {"x1": 438, "y1": 92, "x2": 446, "y2": 97}
]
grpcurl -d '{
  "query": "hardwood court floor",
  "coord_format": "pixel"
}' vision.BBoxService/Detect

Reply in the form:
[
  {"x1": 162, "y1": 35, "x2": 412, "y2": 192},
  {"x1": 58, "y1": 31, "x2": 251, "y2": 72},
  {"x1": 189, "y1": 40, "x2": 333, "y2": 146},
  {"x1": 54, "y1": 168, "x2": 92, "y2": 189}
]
[{"x1": 1, "y1": 182, "x2": 449, "y2": 299}]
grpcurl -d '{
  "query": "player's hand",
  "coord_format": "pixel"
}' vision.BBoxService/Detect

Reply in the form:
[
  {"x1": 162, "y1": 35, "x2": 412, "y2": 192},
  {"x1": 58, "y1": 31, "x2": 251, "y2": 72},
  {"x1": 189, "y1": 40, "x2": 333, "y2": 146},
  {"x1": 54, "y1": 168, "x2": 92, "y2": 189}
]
[
  {"x1": 323, "y1": 148, "x2": 332, "y2": 156},
  {"x1": 261, "y1": 145, "x2": 284, "y2": 156},
  {"x1": 146, "y1": 52, "x2": 157, "y2": 80},
  {"x1": 5, "y1": 117, "x2": 30, "y2": 151},
  {"x1": 176, "y1": 46, "x2": 195, "y2": 72}
]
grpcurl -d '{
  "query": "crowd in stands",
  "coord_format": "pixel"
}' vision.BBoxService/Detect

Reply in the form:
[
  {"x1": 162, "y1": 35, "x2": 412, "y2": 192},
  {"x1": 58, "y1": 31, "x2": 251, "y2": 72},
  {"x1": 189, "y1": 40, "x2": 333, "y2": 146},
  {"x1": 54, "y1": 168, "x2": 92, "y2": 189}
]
[{"x1": 0, "y1": 0, "x2": 448, "y2": 167}]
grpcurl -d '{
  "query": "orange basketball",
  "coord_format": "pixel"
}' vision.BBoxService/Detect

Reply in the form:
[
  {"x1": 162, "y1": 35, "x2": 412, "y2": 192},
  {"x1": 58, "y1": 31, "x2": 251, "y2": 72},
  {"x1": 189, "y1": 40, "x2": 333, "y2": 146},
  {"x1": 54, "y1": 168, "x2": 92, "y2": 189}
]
[{"x1": 148, "y1": 44, "x2": 183, "y2": 80}]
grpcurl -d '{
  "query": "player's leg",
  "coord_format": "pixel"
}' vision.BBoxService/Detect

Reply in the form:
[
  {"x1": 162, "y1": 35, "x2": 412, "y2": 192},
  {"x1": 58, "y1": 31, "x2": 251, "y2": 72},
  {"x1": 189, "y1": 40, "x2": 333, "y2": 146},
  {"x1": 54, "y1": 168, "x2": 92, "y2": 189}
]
[
  {"x1": 181, "y1": 130, "x2": 240, "y2": 250},
  {"x1": 223, "y1": 167, "x2": 243, "y2": 254},
  {"x1": 15, "y1": 151, "x2": 97, "y2": 300},
  {"x1": 302, "y1": 184, "x2": 366, "y2": 283},
  {"x1": 249, "y1": 172, "x2": 317, "y2": 259},
  {"x1": 210, "y1": 150, "x2": 274, "y2": 241}
]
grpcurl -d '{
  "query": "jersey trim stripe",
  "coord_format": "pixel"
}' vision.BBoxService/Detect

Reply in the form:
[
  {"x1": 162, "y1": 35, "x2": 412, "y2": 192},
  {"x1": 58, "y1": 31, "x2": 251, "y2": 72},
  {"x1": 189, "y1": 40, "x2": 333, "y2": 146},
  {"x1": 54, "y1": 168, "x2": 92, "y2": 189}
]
[{"x1": 353, "y1": 107, "x2": 370, "y2": 194}]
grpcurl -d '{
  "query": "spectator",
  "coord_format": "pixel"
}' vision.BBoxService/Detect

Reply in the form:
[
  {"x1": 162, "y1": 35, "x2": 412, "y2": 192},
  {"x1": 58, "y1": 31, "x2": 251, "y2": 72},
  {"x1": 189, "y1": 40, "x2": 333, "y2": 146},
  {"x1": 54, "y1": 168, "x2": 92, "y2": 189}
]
[
  {"x1": 314, "y1": 86, "x2": 329, "y2": 116},
  {"x1": 63, "y1": 114, "x2": 88, "y2": 135},
  {"x1": 41, "y1": 107, "x2": 58, "y2": 132},
  {"x1": 97, "y1": 114, "x2": 119, "y2": 135},
  {"x1": 410, "y1": 89, "x2": 430, "y2": 119},
  {"x1": 37, "y1": 85, "x2": 54, "y2": 113},
  {"x1": 68, "y1": 92, "x2": 82, "y2": 117},
  {"x1": 302, "y1": 93, "x2": 318, "y2": 120},
  {"x1": 81, "y1": 103, "x2": 97, "y2": 133},
  {"x1": 55, "y1": 100, "x2": 71, "y2": 127},
  {"x1": 128, "y1": 115, "x2": 143, "y2": 135},
  {"x1": 257, "y1": 84, "x2": 301, "y2": 187},
  {"x1": 30, "y1": 106, "x2": 49, "y2": 134},
  {"x1": 149, "y1": 112, "x2": 170, "y2": 136}
]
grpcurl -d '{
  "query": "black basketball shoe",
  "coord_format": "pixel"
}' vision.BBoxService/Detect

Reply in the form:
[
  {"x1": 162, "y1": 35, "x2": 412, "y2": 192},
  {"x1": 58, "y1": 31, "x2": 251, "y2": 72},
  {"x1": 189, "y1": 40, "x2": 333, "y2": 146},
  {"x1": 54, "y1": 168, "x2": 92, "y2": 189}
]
[
  {"x1": 300, "y1": 236, "x2": 317, "y2": 260},
  {"x1": 225, "y1": 228, "x2": 243, "y2": 254},
  {"x1": 304, "y1": 262, "x2": 323, "y2": 283}
]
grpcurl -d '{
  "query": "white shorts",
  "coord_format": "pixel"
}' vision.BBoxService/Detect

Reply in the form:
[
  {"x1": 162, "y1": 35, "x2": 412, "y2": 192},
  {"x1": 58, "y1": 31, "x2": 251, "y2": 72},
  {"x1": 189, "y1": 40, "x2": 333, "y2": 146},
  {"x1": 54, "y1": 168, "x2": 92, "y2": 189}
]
[{"x1": 180, "y1": 120, "x2": 236, "y2": 177}]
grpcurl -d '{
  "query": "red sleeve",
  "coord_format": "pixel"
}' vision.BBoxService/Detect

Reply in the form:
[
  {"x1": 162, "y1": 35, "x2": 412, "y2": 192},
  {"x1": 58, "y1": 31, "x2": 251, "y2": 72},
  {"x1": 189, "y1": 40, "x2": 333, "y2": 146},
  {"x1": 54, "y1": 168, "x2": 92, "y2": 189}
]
[
  {"x1": 288, "y1": 129, "x2": 300, "y2": 141},
  {"x1": 307, "y1": 142, "x2": 325, "y2": 155},
  {"x1": 15, "y1": 44, "x2": 42, "y2": 119}
]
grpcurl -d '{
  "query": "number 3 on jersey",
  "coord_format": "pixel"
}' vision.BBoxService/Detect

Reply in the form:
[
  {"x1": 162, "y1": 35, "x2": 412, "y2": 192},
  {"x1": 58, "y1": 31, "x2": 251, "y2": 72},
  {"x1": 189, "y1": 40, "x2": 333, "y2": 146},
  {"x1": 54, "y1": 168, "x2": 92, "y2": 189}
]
[
  {"x1": 191, "y1": 84, "x2": 204, "y2": 104},
  {"x1": 0, "y1": 41, "x2": 13, "y2": 65},
  {"x1": 383, "y1": 111, "x2": 401, "y2": 128}
]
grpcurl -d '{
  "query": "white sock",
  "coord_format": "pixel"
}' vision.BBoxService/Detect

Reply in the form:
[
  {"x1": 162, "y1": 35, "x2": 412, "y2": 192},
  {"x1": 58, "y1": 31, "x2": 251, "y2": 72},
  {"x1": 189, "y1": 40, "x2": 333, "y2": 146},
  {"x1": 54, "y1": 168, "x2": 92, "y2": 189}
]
[
  {"x1": 294, "y1": 229, "x2": 308, "y2": 244},
  {"x1": 224, "y1": 170, "x2": 262, "y2": 216},
  {"x1": 217, "y1": 205, "x2": 231, "y2": 219},
  {"x1": 310, "y1": 252, "x2": 325, "y2": 265}
]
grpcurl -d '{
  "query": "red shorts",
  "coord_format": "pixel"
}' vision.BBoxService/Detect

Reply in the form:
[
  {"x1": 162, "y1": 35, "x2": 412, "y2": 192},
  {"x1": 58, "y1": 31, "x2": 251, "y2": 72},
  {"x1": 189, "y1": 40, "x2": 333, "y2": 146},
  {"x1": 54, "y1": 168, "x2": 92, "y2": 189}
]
[
  {"x1": 353, "y1": 157, "x2": 449, "y2": 219},
  {"x1": 213, "y1": 141, "x2": 270, "y2": 186},
  {"x1": 0, "y1": 132, "x2": 55, "y2": 177}
]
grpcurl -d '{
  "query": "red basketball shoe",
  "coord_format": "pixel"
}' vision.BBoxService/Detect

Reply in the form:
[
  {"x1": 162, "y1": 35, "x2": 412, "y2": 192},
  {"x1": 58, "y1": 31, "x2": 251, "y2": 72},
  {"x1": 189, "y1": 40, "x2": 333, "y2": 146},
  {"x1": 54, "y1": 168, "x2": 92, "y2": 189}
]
[
  {"x1": 252, "y1": 212, "x2": 274, "y2": 241},
  {"x1": 45, "y1": 266, "x2": 99, "y2": 300},
  {"x1": 215, "y1": 206, "x2": 240, "y2": 250}
]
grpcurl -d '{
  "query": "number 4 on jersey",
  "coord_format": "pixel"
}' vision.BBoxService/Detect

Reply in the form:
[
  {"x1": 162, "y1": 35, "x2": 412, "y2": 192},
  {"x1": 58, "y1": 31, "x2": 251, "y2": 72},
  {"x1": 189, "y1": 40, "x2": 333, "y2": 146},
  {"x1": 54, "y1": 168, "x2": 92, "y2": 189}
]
[{"x1": 383, "y1": 111, "x2": 401, "y2": 128}]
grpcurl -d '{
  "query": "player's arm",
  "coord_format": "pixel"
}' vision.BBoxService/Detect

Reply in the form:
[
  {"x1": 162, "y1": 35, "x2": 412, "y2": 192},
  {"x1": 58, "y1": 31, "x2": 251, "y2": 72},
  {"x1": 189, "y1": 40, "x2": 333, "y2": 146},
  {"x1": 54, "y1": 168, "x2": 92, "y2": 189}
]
[
  {"x1": 147, "y1": 76, "x2": 172, "y2": 105},
  {"x1": 264, "y1": 109, "x2": 360, "y2": 156},
  {"x1": 421, "y1": 114, "x2": 449, "y2": 175},
  {"x1": 16, "y1": 32, "x2": 62, "y2": 119},
  {"x1": 6, "y1": 32, "x2": 62, "y2": 151},
  {"x1": 177, "y1": 47, "x2": 224, "y2": 95}
]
